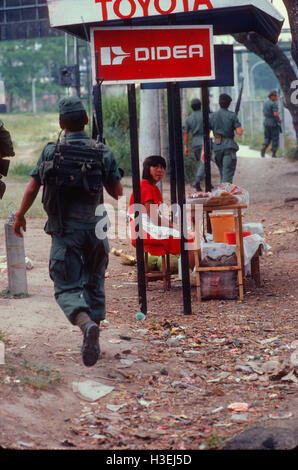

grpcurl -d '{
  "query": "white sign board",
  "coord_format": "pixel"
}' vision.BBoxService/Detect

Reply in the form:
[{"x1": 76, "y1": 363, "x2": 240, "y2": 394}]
[{"x1": 46, "y1": 0, "x2": 283, "y2": 28}]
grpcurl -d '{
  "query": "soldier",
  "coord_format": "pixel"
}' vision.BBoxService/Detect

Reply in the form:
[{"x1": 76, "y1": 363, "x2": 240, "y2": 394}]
[
  {"x1": 13, "y1": 96, "x2": 123, "y2": 367},
  {"x1": 0, "y1": 119, "x2": 15, "y2": 199},
  {"x1": 183, "y1": 98, "x2": 205, "y2": 192},
  {"x1": 261, "y1": 90, "x2": 281, "y2": 158},
  {"x1": 209, "y1": 93, "x2": 243, "y2": 184}
]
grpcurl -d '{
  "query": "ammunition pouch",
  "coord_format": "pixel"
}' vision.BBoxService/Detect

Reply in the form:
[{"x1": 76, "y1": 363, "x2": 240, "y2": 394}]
[
  {"x1": 0, "y1": 123, "x2": 15, "y2": 157},
  {"x1": 40, "y1": 135, "x2": 105, "y2": 233},
  {"x1": 0, "y1": 158, "x2": 10, "y2": 177}
]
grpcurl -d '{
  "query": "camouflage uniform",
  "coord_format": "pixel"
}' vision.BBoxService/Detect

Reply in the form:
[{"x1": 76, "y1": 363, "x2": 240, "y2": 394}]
[
  {"x1": 209, "y1": 108, "x2": 241, "y2": 184},
  {"x1": 261, "y1": 95, "x2": 280, "y2": 157},
  {"x1": 184, "y1": 108, "x2": 205, "y2": 184},
  {"x1": 30, "y1": 119, "x2": 121, "y2": 326}
]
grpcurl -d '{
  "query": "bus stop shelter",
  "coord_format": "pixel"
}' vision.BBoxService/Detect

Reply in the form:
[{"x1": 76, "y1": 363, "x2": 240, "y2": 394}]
[{"x1": 46, "y1": 0, "x2": 284, "y2": 316}]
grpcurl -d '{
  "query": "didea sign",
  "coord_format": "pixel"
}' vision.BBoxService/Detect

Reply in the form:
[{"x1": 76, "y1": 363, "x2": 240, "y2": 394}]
[{"x1": 91, "y1": 26, "x2": 215, "y2": 84}]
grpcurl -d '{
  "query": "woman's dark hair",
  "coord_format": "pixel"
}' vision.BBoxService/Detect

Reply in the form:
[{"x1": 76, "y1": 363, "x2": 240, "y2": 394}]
[
  {"x1": 59, "y1": 110, "x2": 87, "y2": 132},
  {"x1": 142, "y1": 155, "x2": 166, "y2": 182}
]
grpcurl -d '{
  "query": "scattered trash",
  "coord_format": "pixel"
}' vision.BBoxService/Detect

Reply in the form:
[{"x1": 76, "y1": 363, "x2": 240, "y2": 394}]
[
  {"x1": 106, "y1": 403, "x2": 128, "y2": 412},
  {"x1": 231, "y1": 413, "x2": 248, "y2": 422},
  {"x1": 119, "y1": 359, "x2": 134, "y2": 367},
  {"x1": 72, "y1": 380, "x2": 114, "y2": 402},
  {"x1": 269, "y1": 412, "x2": 293, "y2": 420},
  {"x1": 136, "y1": 312, "x2": 146, "y2": 321},
  {"x1": 120, "y1": 253, "x2": 136, "y2": 266},
  {"x1": 109, "y1": 338, "x2": 122, "y2": 344},
  {"x1": 228, "y1": 402, "x2": 249, "y2": 412},
  {"x1": 260, "y1": 336, "x2": 279, "y2": 345},
  {"x1": 211, "y1": 406, "x2": 224, "y2": 413}
]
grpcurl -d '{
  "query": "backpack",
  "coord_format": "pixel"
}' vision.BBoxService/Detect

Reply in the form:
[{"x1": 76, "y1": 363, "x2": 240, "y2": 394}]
[{"x1": 39, "y1": 134, "x2": 105, "y2": 232}]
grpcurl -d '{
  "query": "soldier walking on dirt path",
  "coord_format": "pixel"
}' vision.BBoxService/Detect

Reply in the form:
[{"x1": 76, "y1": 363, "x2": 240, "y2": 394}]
[
  {"x1": 183, "y1": 98, "x2": 206, "y2": 192},
  {"x1": 13, "y1": 97, "x2": 123, "y2": 368},
  {"x1": 209, "y1": 93, "x2": 243, "y2": 184},
  {"x1": 261, "y1": 90, "x2": 281, "y2": 158}
]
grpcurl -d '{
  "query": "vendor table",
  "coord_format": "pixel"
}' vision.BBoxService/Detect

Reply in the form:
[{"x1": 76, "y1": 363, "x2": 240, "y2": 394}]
[{"x1": 191, "y1": 203, "x2": 247, "y2": 302}]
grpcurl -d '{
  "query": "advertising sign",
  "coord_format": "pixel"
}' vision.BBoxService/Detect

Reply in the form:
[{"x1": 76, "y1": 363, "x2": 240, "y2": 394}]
[
  {"x1": 91, "y1": 26, "x2": 214, "y2": 84},
  {"x1": 46, "y1": 0, "x2": 283, "y2": 28}
]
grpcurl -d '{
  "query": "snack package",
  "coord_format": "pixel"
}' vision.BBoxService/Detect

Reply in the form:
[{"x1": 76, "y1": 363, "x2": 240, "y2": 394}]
[{"x1": 211, "y1": 183, "x2": 249, "y2": 208}]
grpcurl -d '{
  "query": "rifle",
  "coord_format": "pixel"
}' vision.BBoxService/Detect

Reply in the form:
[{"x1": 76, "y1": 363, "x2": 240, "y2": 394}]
[
  {"x1": 277, "y1": 120, "x2": 283, "y2": 134},
  {"x1": 235, "y1": 77, "x2": 244, "y2": 116},
  {"x1": 92, "y1": 51, "x2": 104, "y2": 143}
]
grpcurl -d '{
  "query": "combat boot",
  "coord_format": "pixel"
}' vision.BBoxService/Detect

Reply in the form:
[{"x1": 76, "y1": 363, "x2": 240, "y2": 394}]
[
  {"x1": 272, "y1": 152, "x2": 277, "y2": 158},
  {"x1": 260, "y1": 145, "x2": 266, "y2": 158},
  {"x1": 192, "y1": 181, "x2": 202, "y2": 192},
  {"x1": 81, "y1": 321, "x2": 100, "y2": 367}
]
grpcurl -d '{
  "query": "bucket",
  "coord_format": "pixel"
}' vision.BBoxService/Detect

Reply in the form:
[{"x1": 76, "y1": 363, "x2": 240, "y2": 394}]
[
  {"x1": 224, "y1": 231, "x2": 251, "y2": 245},
  {"x1": 209, "y1": 213, "x2": 235, "y2": 243}
]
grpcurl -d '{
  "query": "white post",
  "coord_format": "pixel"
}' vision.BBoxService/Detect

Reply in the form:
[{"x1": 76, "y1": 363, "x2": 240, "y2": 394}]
[
  {"x1": 4, "y1": 213, "x2": 28, "y2": 295},
  {"x1": 32, "y1": 78, "x2": 37, "y2": 114}
]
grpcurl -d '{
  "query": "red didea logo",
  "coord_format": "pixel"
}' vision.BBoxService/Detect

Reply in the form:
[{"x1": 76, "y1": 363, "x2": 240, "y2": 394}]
[{"x1": 100, "y1": 44, "x2": 204, "y2": 65}]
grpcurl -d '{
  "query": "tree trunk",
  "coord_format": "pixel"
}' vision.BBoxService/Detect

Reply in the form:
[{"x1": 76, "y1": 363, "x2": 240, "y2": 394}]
[
  {"x1": 139, "y1": 89, "x2": 161, "y2": 169},
  {"x1": 233, "y1": 32, "x2": 298, "y2": 150},
  {"x1": 283, "y1": 0, "x2": 298, "y2": 68}
]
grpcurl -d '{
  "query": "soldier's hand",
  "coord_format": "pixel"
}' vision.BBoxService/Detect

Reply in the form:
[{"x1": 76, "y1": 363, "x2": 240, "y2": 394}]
[{"x1": 13, "y1": 214, "x2": 26, "y2": 238}]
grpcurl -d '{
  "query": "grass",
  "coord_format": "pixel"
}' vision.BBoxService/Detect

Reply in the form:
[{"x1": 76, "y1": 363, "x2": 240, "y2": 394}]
[
  {"x1": 0, "y1": 335, "x2": 63, "y2": 390},
  {"x1": 21, "y1": 359, "x2": 63, "y2": 389},
  {"x1": 0, "y1": 183, "x2": 44, "y2": 219},
  {"x1": 0, "y1": 288, "x2": 29, "y2": 299},
  {"x1": 1, "y1": 112, "x2": 59, "y2": 158}
]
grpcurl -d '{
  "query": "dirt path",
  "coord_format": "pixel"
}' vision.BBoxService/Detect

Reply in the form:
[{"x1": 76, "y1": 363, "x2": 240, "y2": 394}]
[{"x1": 0, "y1": 153, "x2": 297, "y2": 451}]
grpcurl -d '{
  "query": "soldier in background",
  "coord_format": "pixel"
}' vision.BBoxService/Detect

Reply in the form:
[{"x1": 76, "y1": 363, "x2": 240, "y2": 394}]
[
  {"x1": 209, "y1": 93, "x2": 243, "y2": 184},
  {"x1": 183, "y1": 98, "x2": 205, "y2": 192},
  {"x1": 0, "y1": 119, "x2": 15, "y2": 199},
  {"x1": 261, "y1": 90, "x2": 281, "y2": 158}
]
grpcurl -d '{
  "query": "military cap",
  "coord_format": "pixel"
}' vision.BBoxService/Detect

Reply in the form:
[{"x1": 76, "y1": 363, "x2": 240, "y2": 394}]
[
  {"x1": 268, "y1": 90, "x2": 278, "y2": 98},
  {"x1": 58, "y1": 96, "x2": 86, "y2": 115}
]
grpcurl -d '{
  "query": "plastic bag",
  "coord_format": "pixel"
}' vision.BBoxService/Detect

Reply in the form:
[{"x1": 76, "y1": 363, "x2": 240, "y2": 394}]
[{"x1": 212, "y1": 183, "x2": 249, "y2": 208}]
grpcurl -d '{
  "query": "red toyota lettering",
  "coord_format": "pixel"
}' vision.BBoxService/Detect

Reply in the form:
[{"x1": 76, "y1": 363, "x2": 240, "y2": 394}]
[
  {"x1": 154, "y1": 0, "x2": 177, "y2": 15},
  {"x1": 114, "y1": 0, "x2": 137, "y2": 18},
  {"x1": 95, "y1": 0, "x2": 112, "y2": 21},
  {"x1": 137, "y1": 0, "x2": 151, "y2": 17},
  {"x1": 193, "y1": 0, "x2": 214, "y2": 10}
]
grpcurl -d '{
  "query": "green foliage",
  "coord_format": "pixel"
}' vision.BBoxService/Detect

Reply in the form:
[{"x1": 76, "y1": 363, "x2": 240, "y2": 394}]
[
  {"x1": 102, "y1": 93, "x2": 132, "y2": 175},
  {"x1": 0, "y1": 38, "x2": 66, "y2": 110}
]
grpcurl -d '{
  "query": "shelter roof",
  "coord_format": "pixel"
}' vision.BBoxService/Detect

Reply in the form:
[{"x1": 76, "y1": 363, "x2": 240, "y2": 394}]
[{"x1": 46, "y1": 0, "x2": 284, "y2": 44}]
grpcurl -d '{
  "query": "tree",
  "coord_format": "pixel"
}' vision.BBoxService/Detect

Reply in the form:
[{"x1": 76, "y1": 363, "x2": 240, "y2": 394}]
[
  {"x1": 233, "y1": 0, "x2": 298, "y2": 156},
  {"x1": 0, "y1": 38, "x2": 65, "y2": 111}
]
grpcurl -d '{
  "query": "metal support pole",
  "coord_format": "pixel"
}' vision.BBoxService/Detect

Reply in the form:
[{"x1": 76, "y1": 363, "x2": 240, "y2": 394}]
[
  {"x1": 127, "y1": 84, "x2": 147, "y2": 315},
  {"x1": 5, "y1": 213, "x2": 28, "y2": 295},
  {"x1": 166, "y1": 83, "x2": 177, "y2": 221},
  {"x1": 202, "y1": 87, "x2": 212, "y2": 192},
  {"x1": 202, "y1": 86, "x2": 212, "y2": 234},
  {"x1": 92, "y1": 52, "x2": 103, "y2": 141},
  {"x1": 74, "y1": 37, "x2": 81, "y2": 98},
  {"x1": 168, "y1": 82, "x2": 192, "y2": 315}
]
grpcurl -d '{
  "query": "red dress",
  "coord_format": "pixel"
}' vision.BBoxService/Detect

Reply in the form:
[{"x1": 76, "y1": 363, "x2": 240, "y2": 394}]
[{"x1": 129, "y1": 180, "x2": 192, "y2": 256}]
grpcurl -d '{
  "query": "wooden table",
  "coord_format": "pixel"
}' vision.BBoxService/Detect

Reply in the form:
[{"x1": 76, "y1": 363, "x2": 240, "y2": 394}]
[{"x1": 191, "y1": 203, "x2": 247, "y2": 301}]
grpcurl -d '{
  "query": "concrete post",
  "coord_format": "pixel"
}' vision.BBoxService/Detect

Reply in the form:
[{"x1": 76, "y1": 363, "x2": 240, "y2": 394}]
[{"x1": 4, "y1": 212, "x2": 28, "y2": 295}]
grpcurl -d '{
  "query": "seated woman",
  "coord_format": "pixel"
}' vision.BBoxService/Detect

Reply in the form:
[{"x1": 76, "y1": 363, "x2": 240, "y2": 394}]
[{"x1": 128, "y1": 155, "x2": 195, "y2": 269}]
